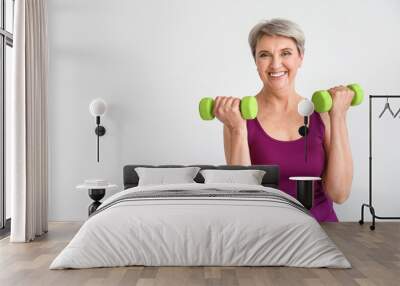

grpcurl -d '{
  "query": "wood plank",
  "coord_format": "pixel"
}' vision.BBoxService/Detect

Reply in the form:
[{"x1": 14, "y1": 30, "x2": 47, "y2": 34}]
[{"x1": 0, "y1": 222, "x2": 399, "y2": 286}]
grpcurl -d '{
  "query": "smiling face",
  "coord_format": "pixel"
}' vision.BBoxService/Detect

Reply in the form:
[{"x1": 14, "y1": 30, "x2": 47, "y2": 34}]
[{"x1": 255, "y1": 35, "x2": 303, "y2": 93}]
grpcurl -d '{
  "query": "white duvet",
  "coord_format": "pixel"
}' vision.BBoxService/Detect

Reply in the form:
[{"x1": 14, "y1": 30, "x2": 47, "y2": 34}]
[{"x1": 50, "y1": 183, "x2": 351, "y2": 269}]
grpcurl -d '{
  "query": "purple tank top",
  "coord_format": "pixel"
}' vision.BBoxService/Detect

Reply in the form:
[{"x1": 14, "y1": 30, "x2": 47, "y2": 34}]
[{"x1": 247, "y1": 112, "x2": 338, "y2": 222}]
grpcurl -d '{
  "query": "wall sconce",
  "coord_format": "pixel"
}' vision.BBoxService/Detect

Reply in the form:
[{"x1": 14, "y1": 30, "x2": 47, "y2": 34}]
[
  {"x1": 297, "y1": 99, "x2": 314, "y2": 163},
  {"x1": 89, "y1": 98, "x2": 107, "y2": 162}
]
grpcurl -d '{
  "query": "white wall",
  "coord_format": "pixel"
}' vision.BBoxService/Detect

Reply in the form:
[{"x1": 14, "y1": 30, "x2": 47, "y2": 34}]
[{"x1": 47, "y1": 0, "x2": 400, "y2": 221}]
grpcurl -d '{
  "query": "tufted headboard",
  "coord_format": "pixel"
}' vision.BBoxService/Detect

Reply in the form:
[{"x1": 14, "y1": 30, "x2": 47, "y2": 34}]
[{"x1": 123, "y1": 164, "x2": 280, "y2": 190}]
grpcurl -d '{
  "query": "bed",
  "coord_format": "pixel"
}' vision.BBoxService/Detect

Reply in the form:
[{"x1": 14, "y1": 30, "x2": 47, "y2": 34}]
[{"x1": 50, "y1": 164, "x2": 351, "y2": 269}]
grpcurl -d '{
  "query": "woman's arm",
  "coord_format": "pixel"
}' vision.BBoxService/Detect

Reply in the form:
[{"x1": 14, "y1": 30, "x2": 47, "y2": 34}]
[
  {"x1": 320, "y1": 86, "x2": 354, "y2": 204},
  {"x1": 223, "y1": 125, "x2": 251, "y2": 165},
  {"x1": 213, "y1": 96, "x2": 251, "y2": 165}
]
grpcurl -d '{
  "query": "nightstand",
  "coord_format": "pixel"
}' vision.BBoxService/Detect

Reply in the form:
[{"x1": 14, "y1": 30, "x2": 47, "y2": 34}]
[
  {"x1": 76, "y1": 182, "x2": 118, "y2": 216},
  {"x1": 289, "y1": 176, "x2": 321, "y2": 210}
]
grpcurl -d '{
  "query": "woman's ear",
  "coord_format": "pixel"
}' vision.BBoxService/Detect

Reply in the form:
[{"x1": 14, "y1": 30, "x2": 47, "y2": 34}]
[{"x1": 298, "y1": 53, "x2": 304, "y2": 68}]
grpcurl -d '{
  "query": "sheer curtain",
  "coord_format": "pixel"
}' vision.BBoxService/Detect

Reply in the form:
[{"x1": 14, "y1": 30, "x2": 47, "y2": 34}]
[{"x1": 9, "y1": 0, "x2": 48, "y2": 242}]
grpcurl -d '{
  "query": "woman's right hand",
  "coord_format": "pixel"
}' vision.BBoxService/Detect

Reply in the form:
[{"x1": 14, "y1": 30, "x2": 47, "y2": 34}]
[{"x1": 213, "y1": 96, "x2": 247, "y2": 132}]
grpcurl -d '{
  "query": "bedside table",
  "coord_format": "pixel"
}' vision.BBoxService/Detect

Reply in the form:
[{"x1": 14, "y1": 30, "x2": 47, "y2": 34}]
[
  {"x1": 76, "y1": 182, "x2": 118, "y2": 216},
  {"x1": 289, "y1": 176, "x2": 321, "y2": 210}
]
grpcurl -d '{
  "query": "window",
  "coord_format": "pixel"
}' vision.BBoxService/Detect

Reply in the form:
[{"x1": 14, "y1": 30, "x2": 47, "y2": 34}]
[{"x1": 0, "y1": 0, "x2": 14, "y2": 234}]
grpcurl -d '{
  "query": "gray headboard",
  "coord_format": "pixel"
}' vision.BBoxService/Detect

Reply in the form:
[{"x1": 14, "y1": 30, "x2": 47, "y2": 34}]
[{"x1": 123, "y1": 165, "x2": 280, "y2": 189}]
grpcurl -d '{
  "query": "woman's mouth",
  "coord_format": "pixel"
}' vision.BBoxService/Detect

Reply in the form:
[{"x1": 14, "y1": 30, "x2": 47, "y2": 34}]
[{"x1": 268, "y1": 71, "x2": 288, "y2": 80}]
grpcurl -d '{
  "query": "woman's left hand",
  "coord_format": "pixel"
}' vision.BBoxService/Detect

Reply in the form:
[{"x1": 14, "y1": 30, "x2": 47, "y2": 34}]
[{"x1": 327, "y1": 85, "x2": 354, "y2": 117}]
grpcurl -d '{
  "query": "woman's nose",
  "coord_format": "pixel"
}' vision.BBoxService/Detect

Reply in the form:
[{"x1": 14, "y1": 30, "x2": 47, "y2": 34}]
[{"x1": 270, "y1": 56, "x2": 282, "y2": 69}]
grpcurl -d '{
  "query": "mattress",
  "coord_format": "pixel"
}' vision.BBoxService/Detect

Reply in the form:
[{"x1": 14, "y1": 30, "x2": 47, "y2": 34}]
[{"x1": 50, "y1": 183, "x2": 351, "y2": 269}]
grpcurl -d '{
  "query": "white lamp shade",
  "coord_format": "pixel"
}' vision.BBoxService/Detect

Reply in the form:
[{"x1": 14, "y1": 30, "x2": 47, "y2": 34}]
[
  {"x1": 297, "y1": 99, "x2": 314, "y2": 116},
  {"x1": 89, "y1": 98, "x2": 107, "y2": 116}
]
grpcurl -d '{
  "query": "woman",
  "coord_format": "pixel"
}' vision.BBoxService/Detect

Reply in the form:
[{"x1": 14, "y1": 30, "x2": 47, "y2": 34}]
[{"x1": 213, "y1": 19, "x2": 354, "y2": 222}]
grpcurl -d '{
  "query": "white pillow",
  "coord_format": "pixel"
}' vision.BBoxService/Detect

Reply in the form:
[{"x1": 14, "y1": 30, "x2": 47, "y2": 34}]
[
  {"x1": 135, "y1": 167, "x2": 201, "y2": 186},
  {"x1": 200, "y1": 169, "x2": 266, "y2": 185}
]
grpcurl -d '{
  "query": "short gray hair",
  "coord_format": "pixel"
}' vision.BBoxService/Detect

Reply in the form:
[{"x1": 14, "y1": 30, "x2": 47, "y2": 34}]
[{"x1": 248, "y1": 18, "x2": 305, "y2": 60}]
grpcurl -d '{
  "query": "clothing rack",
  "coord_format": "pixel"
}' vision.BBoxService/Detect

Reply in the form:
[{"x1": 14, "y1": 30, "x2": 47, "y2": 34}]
[{"x1": 359, "y1": 95, "x2": 400, "y2": 230}]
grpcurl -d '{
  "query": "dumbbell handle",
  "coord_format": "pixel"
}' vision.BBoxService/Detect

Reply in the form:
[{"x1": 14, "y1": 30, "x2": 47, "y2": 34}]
[
  {"x1": 312, "y1": 83, "x2": 364, "y2": 113},
  {"x1": 199, "y1": 96, "x2": 258, "y2": 120}
]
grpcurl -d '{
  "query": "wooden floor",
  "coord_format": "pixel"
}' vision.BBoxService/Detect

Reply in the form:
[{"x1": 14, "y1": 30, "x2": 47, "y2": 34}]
[{"x1": 0, "y1": 222, "x2": 399, "y2": 286}]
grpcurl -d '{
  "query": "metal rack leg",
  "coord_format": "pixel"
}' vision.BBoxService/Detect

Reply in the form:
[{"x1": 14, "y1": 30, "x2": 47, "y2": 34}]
[
  {"x1": 359, "y1": 204, "x2": 366, "y2": 225},
  {"x1": 370, "y1": 206, "x2": 376, "y2": 231},
  {"x1": 359, "y1": 203, "x2": 376, "y2": 230}
]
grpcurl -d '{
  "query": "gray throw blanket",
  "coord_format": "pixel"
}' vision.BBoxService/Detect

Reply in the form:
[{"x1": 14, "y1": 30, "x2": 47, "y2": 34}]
[{"x1": 91, "y1": 188, "x2": 311, "y2": 217}]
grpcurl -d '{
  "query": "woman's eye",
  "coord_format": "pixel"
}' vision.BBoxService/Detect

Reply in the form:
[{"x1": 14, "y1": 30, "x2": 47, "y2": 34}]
[
  {"x1": 260, "y1": 53, "x2": 270, "y2": 58},
  {"x1": 282, "y1": 52, "x2": 291, "y2": 57}
]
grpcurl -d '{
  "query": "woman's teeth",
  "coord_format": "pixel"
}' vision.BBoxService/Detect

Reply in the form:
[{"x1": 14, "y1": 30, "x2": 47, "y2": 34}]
[{"x1": 268, "y1": 71, "x2": 287, "y2": 78}]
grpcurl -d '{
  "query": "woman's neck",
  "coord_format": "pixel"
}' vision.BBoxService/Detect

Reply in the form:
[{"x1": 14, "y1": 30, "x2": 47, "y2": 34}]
[{"x1": 257, "y1": 86, "x2": 302, "y2": 113}]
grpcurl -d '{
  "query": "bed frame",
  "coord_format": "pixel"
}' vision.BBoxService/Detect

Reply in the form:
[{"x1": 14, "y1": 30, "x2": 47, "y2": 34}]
[{"x1": 123, "y1": 165, "x2": 280, "y2": 190}]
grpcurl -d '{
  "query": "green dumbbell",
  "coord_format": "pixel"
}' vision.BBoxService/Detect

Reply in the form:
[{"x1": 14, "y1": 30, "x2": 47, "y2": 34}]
[
  {"x1": 311, "y1": 83, "x2": 364, "y2": 113},
  {"x1": 199, "y1": 96, "x2": 258, "y2": 120}
]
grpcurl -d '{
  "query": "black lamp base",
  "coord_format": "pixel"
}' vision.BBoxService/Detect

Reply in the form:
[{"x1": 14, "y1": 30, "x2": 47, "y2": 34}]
[{"x1": 88, "y1": 189, "x2": 105, "y2": 216}]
